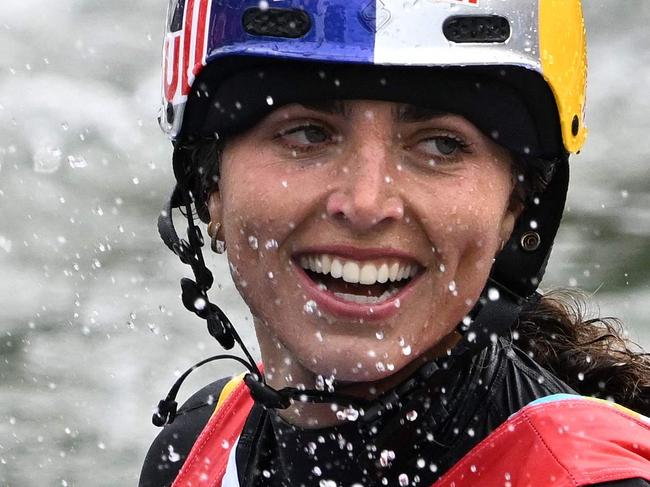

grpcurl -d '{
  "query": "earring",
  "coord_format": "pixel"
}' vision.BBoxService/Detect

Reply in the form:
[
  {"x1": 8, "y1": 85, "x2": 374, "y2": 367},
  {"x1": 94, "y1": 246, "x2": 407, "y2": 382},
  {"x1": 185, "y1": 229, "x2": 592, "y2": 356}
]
[{"x1": 207, "y1": 221, "x2": 226, "y2": 254}]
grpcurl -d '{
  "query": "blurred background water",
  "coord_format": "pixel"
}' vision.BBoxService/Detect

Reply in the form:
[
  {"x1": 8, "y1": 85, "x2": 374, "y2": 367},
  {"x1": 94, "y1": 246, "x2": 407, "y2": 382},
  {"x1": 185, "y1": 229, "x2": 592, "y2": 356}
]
[{"x1": 0, "y1": 1, "x2": 648, "y2": 485}]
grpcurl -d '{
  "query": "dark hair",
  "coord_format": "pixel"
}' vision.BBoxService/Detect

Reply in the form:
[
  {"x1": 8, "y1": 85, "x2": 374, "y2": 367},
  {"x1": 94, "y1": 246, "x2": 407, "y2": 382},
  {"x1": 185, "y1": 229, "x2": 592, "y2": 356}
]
[
  {"x1": 516, "y1": 291, "x2": 650, "y2": 414},
  {"x1": 186, "y1": 139, "x2": 222, "y2": 223},
  {"x1": 184, "y1": 138, "x2": 650, "y2": 414}
]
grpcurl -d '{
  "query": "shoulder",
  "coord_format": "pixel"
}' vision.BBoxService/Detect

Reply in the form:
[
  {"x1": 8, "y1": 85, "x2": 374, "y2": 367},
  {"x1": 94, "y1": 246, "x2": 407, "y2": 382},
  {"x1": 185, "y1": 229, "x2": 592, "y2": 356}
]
[
  {"x1": 440, "y1": 394, "x2": 650, "y2": 486},
  {"x1": 138, "y1": 377, "x2": 231, "y2": 487},
  {"x1": 520, "y1": 396, "x2": 650, "y2": 486},
  {"x1": 483, "y1": 339, "x2": 576, "y2": 415}
]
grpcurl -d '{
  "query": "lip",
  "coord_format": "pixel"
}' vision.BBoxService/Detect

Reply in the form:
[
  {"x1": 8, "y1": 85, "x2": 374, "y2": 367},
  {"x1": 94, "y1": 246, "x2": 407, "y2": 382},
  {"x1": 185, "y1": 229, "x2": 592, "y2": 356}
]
[{"x1": 292, "y1": 246, "x2": 424, "y2": 321}]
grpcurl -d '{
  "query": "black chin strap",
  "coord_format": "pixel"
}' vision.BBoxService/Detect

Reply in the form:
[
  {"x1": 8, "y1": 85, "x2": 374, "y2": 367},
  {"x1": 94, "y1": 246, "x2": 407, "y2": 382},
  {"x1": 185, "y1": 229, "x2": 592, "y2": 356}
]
[{"x1": 153, "y1": 183, "x2": 532, "y2": 427}]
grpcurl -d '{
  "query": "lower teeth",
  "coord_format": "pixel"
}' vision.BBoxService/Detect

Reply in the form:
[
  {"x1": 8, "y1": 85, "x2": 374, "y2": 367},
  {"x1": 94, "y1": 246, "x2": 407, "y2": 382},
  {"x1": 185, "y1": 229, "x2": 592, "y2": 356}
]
[{"x1": 333, "y1": 287, "x2": 398, "y2": 304}]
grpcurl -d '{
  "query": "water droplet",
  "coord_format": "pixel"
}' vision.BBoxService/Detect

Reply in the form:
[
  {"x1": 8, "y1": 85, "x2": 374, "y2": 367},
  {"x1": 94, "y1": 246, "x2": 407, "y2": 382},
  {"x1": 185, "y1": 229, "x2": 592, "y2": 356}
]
[
  {"x1": 402, "y1": 345, "x2": 412, "y2": 356},
  {"x1": 375, "y1": 330, "x2": 384, "y2": 340},
  {"x1": 168, "y1": 445, "x2": 180, "y2": 462},
  {"x1": 265, "y1": 95, "x2": 274, "y2": 105},
  {"x1": 488, "y1": 287, "x2": 500, "y2": 301},
  {"x1": 379, "y1": 449, "x2": 396, "y2": 467},
  {"x1": 406, "y1": 410, "x2": 418, "y2": 421},
  {"x1": 33, "y1": 146, "x2": 63, "y2": 173},
  {"x1": 304, "y1": 300, "x2": 317, "y2": 314},
  {"x1": 67, "y1": 155, "x2": 88, "y2": 169},
  {"x1": 194, "y1": 298, "x2": 207, "y2": 311},
  {"x1": 336, "y1": 407, "x2": 359, "y2": 422},
  {"x1": 0, "y1": 236, "x2": 13, "y2": 253},
  {"x1": 264, "y1": 239, "x2": 278, "y2": 250},
  {"x1": 248, "y1": 235, "x2": 259, "y2": 249},
  {"x1": 398, "y1": 473, "x2": 409, "y2": 486},
  {"x1": 307, "y1": 442, "x2": 317, "y2": 455}
]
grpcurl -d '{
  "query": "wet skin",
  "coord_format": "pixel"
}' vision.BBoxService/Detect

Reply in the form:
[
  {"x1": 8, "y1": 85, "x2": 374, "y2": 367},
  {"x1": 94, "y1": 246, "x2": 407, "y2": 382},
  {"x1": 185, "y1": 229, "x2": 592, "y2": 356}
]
[{"x1": 208, "y1": 100, "x2": 520, "y2": 426}]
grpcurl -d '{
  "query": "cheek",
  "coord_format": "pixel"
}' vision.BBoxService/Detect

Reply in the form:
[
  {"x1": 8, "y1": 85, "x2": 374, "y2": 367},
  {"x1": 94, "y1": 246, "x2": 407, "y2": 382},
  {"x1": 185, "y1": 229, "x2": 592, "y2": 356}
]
[
  {"x1": 417, "y1": 178, "x2": 512, "y2": 305},
  {"x1": 423, "y1": 193, "x2": 508, "y2": 259},
  {"x1": 218, "y1": 165, "x2": 319, "y2": 324}
]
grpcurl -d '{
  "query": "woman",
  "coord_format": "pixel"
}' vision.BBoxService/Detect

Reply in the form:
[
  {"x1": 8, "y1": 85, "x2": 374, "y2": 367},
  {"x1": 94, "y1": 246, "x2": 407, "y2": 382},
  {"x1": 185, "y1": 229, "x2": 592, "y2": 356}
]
[{"x1": 141, "y1": 0, "x2": 650, "y2": 485}]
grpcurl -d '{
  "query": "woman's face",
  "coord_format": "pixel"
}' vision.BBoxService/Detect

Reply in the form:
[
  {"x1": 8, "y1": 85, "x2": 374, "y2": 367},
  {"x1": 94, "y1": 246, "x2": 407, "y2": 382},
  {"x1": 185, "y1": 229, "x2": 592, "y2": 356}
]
[{"x1": 209, "y1": 100, "x2": 519, "y2": 385}]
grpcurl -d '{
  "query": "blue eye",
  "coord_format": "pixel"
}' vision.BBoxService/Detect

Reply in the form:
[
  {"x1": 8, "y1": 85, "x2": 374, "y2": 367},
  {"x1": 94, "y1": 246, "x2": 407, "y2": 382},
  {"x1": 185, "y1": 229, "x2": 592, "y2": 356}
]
[
  {"x1": 279, "y1": 125, "x2": 330, "y2": 146},
  {"x1": 417, "y1": 136, "x2": 464, "y2": 157}
]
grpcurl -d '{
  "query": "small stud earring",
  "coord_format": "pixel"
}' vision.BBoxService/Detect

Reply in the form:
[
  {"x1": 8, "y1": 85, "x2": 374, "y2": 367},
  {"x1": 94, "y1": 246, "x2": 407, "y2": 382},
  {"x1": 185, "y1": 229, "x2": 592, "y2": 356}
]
[{"x1": 207, "y1": 221, "x2": 226, "y2": 254}]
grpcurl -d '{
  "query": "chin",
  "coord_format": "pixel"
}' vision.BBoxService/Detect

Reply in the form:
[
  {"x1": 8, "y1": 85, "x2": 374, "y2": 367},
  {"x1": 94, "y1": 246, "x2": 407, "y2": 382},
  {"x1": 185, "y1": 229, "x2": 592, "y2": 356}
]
[{"x1": 292, "y1": 336, "x2": 420, "y2": 384}]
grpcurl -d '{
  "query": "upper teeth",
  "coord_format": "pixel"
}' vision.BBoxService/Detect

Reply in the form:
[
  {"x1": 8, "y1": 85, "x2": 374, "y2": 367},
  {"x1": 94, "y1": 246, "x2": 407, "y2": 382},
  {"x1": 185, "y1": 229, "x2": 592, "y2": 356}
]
[{"x1": 298, "y1": 254, "x2": 419, "y2": 285}]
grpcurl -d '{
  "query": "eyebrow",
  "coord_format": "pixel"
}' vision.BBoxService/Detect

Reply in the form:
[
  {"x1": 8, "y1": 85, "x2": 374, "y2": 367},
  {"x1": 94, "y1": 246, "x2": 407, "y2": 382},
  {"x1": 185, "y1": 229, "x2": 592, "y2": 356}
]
[
  {"x1": 299, "y1": 100, "x2": 350, "y2": 117},
  {"x1": 394, "y1": 104, "x2": 447, "y2": 122},
  {"x1": 297, "y1": 101, "x2": 447, "y2": 122}
]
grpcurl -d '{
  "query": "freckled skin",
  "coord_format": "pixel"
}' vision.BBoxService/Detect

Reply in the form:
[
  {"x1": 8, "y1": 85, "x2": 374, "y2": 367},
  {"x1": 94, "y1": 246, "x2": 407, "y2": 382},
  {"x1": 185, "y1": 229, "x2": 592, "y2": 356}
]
[{"x1": 209, "y1": 100, "x2": 519, "y2": 426}]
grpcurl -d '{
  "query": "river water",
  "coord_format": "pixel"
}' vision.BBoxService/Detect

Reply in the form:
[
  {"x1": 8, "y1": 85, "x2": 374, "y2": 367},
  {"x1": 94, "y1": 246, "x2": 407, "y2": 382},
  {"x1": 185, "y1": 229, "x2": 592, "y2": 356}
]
[{"x1": 0, "y1": 1, "x2": 648, "y2": 485}]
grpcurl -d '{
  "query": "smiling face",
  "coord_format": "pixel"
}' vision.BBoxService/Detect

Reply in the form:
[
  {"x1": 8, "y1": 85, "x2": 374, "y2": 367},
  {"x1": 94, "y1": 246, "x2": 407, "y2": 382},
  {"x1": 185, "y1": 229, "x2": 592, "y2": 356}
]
[{"x1": 209, "y1": 100, "x2": 519, "y2": 392}]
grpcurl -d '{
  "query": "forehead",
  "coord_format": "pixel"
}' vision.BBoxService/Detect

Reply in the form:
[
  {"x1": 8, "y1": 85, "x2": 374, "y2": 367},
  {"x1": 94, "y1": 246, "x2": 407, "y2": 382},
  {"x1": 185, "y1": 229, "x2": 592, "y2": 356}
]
[{"x1": 277, "y1": 100, "x2": 451, "y2": 123}]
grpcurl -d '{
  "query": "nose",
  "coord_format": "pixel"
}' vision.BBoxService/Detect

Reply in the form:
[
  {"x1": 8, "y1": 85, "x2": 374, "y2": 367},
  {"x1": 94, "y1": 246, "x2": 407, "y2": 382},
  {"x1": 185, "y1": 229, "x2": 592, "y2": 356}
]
[{"x1": 325, "y1": 144, "x2": 405, "y2": 232}]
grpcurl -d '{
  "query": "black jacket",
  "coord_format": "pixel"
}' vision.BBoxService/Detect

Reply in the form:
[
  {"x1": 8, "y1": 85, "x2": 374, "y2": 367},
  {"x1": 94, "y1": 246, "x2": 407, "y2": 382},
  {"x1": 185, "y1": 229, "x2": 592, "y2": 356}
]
[{"x1": 140, "y1": 340, "x2": 649, "y2": 486}]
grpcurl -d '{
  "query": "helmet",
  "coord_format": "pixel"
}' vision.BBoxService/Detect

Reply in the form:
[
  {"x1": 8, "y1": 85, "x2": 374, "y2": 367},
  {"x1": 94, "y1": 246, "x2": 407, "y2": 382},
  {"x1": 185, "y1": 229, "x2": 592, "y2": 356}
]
[
  {"x1": 158, "y1": 0, "x2": 587, "y2": 354},
  {"x1": 160, "y1": 0, "x2": 586, "y2": 152}
]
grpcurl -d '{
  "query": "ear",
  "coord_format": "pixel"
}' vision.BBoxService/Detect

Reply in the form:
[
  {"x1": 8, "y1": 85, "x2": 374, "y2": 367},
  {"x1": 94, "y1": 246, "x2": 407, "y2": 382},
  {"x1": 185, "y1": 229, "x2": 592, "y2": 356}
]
[
  {"x1": 498, "y1": 196, "x2": 524, "y2": 250},
  {"x1": 207, "y1": 191, "x2": 225, "y2": 238}
]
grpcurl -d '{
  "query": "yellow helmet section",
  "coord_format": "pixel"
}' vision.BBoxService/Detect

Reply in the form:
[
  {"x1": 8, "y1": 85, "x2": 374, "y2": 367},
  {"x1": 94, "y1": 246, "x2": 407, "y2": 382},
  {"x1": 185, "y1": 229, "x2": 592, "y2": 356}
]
[{"x1": 539, "y1": 0, "x2": 588, "y2": 153}]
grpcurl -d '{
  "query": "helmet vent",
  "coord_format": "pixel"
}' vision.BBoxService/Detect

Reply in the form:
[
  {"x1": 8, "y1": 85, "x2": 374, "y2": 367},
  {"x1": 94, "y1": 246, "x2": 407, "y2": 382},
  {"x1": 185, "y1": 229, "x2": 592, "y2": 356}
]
[
  {"x1": 167, "y1": 0, "x2": 185, "y2": 33},
  {"x1": 443, "y1": 16, "x2": 510, "y2": 43},
  {"x1": 243, "y1": 8, "x2": 311, "y2": 39}
]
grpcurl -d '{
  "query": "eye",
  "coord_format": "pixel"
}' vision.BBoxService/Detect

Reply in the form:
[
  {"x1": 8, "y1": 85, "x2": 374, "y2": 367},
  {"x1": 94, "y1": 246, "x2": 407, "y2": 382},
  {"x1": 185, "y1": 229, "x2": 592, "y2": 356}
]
[
  {"x1": 277, "y1": 124, "x2": 331, "y2": 147},
  {"x1": 416, "y1": 136, "x2": 465, "y2": 158}
]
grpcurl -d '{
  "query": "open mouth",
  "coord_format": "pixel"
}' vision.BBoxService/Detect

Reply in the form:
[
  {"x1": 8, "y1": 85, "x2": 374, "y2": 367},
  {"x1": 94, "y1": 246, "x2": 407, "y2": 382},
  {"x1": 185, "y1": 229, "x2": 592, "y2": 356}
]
[{"x1": 296, "y1": 253, "x2": 422, "y2": 305}]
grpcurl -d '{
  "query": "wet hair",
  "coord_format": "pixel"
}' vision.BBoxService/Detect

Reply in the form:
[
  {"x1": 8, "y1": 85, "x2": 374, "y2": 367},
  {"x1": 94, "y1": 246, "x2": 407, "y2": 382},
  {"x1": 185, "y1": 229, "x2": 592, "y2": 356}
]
[
  {"x1": 184, "y1": 138, "x2": 650, "y2": 414},
  {"x1": 515, "y1": 291, "x2": 650, "y2": 415},
  {"x1": 184, "y1": 139, "x2": 223, "y2": 223}
]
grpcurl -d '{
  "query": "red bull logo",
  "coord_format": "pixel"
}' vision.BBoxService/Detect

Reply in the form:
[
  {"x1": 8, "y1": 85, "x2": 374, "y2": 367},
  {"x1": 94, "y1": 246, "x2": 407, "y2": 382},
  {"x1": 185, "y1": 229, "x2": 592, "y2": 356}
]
[{"x1": 163, "y1": 0, "x2": 212, "y2": 105}]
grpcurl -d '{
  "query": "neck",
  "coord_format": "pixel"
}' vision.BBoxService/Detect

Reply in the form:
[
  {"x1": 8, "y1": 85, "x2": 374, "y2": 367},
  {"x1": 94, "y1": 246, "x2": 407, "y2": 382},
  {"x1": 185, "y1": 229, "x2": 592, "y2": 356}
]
[{"x1": 254, "y1": 319, "x2": 461, "y2": 428}]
